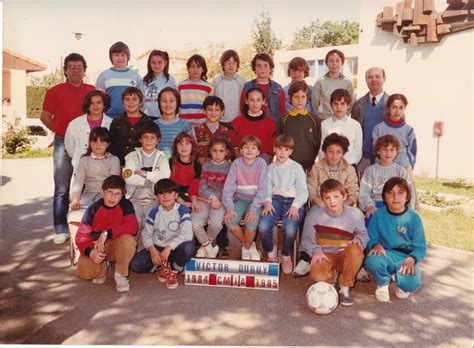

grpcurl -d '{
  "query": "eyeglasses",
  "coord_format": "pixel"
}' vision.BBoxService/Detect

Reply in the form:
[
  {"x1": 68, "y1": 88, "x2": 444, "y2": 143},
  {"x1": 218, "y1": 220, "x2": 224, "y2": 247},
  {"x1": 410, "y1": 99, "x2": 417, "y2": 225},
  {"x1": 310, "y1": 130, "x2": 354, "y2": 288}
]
[
  {"x1": 224, "y1": 60, "x2": 237, "y2": 65},
  {"x1": 66, "y1": 64, "x2": 84, "y2": 70}
]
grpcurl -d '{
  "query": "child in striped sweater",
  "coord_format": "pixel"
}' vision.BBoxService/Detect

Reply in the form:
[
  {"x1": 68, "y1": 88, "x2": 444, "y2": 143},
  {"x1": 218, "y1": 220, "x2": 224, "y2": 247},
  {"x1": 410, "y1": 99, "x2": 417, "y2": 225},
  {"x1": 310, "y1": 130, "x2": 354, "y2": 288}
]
[
  {"x1": 178, "y1": 54, "x2": 212, "y2": 127},
  {"x1": 155, "y1": 87, "x2": 191, "y2": 157},
  {"x1": 301, "y1": 179, "x2": 368, "y2": 306},
  {"x1": 192, "y1": 136, "x2": 233, "y2": 258}
]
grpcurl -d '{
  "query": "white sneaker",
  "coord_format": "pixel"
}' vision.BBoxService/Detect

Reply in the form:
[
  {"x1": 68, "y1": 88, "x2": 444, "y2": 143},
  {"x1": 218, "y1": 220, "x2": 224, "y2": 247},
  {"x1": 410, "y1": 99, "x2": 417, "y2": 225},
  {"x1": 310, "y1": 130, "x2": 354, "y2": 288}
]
[
  {"x1": 375, "y1": 284, "x2": 390, "y2": 302},
  {"x1": 267, "y1": 246, "x2": 278, "y2": 262},
  {"x1": 114, "y1": 271, "x2": 130, "y2": 293},
  {"x1": 53, "y1": 233, "x2": 69, "y2": 245},
  {"x1": 206, "y1": 245, "x2": 219, "y2": 258},
  {"x1": 293, "y1": 260, "x2": 310, "y2": 277},
  {"x1": 395, "y1": 287, "x2": 410, "y2": 299},
  {"x1": 196, "y1": 247, "x2": 207, "y2": 258},
  {"x1": 249, "y1": 242, "x2": 261, "y2": 261},
  {"x1": 92, "y1": 275, "x2": 106, "y2": 285},
  {"x1": 241, "y1": 246, "x2": 251, "y2": 260}
]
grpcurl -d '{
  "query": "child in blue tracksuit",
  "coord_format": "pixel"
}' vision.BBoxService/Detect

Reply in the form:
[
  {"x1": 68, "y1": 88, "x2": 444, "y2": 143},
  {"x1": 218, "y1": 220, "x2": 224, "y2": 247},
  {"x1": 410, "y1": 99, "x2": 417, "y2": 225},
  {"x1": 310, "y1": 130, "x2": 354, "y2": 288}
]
[{"x1": 364, "y1": 177, "x2": 426, "y2": 302}]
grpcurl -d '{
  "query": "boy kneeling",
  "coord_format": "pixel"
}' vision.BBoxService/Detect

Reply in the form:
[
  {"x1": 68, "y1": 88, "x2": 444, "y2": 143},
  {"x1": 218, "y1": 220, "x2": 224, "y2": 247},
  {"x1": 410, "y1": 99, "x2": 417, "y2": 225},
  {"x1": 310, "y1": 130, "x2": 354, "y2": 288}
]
[
  {"x1": 130, "y1": 179, "x2": 195, "y2": 289},
  {"x1": 301, "y1": 179, "x2": 368, "y2": 306},
  {"x1": 364, "y1": 177, "x2": 426, "y2": 302},
  {"x1": 75, "y1": 175, "x2": 138, "y2": 293}
]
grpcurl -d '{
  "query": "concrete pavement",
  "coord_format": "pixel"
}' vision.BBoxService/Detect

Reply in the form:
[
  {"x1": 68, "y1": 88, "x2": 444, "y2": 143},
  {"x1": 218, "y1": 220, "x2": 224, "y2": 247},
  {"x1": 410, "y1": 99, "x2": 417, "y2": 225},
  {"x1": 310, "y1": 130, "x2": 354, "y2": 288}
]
[{"x1": 1, "y1": 158, "x2": 473, "y2": 346}]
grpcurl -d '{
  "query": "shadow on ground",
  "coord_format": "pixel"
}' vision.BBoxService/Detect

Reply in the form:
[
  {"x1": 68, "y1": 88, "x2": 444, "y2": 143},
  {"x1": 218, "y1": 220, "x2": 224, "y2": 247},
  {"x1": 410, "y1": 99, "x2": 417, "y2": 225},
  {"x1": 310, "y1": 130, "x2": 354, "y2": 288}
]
[{"x1": 0, "y1": 197, "x2": 472, "y2": 345}]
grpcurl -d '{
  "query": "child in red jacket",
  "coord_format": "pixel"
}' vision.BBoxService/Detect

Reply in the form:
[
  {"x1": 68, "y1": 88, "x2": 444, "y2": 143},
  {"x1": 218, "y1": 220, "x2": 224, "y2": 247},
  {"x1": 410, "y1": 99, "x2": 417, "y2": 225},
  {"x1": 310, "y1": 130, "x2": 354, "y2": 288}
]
[{"x1": 75, "y1": 175, "x2": 138, "y2": 293}]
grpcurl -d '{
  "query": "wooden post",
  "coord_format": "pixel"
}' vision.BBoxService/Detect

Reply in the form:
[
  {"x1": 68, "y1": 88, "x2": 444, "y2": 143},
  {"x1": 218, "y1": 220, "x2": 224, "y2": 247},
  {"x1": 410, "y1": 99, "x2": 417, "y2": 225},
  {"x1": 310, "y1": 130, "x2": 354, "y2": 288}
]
[
  {"x1": 413, "y1": 0, "x2": 429, "y2": 25},
  {"x1": 396, "y1": 2, "x2": 405, "y2": 27},
  {"x1": 426, "y1": 16, "x2": 439, "y2": 42},
  {"x1": 423, "y1": 0, "x2": 435, "y2": 14}
]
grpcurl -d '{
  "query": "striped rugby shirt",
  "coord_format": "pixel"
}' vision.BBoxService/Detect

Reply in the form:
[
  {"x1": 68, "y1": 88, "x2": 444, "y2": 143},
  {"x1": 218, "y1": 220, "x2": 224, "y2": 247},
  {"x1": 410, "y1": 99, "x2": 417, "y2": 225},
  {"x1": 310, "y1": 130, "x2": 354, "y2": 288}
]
[{"x1": 302, "y1": 205, "x2": 368, "y2": 256}]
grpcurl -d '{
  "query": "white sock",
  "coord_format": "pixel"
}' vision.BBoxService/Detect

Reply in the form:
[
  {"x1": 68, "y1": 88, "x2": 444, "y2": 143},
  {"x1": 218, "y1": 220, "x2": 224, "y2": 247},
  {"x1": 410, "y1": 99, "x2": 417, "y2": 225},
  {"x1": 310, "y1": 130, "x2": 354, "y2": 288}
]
[{"x1": 340, "y1": 285, "x2": 350, "y2": 296}]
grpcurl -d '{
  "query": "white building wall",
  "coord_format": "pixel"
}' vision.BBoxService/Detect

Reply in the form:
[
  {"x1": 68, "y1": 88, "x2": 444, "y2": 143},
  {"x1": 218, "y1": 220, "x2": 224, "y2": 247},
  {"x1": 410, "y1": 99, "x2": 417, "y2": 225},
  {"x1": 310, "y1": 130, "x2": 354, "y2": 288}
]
[
  {"x1": 10, "y1": 69, "x2": 27, "y2": 124},
  {"x1": 358, "y1": 0, "x2": 474, "y2": 181}
]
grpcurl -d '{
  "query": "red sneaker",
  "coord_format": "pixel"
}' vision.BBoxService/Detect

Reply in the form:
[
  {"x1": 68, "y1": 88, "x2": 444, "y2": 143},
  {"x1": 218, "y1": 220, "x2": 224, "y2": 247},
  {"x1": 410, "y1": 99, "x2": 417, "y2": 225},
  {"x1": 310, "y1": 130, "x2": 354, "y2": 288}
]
[
  {"x1": 166, "y1": 270, "x2": 179, "y2": 290},
  {"x1": 158, "y1": 262, "x2": 170, "y2": 283}
]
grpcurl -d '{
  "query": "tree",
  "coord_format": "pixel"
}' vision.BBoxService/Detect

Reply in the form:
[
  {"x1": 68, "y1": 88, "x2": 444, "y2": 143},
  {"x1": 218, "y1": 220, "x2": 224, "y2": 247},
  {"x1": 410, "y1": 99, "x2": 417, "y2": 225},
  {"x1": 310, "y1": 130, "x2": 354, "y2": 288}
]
[
  {"x1": 251, "y1": 11, "x2": 282, "y2": 56},
  {"x1": 289, "y1": 20, "x2": 359, "y2": 50},
  {"x1": 204, "y1": 42, "x2": 226, "y2": 81}
]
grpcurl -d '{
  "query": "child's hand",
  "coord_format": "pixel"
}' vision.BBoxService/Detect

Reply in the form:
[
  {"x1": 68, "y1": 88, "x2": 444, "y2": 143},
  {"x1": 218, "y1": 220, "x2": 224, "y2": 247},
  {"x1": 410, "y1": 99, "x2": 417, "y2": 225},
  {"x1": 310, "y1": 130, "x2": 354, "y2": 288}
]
[
  {"x1": 311, "y1": 250, "x2": 329, "y2": 265},
  {"x1": 69, "y1": 197, "x2": 80, "y2": 210},
  {"x1": 210, "y1": 196, "x2": 221, "y2": 210},
  {"x1": 348, "y1": 239, "x2": 363, "y2": 248},
  {"x1": 94, "y1": 231, "x2": 107, "y2": 253},
  {"x1": 399, "y1": 256, "x2": 416, "y2": 275},
  {"x1": 365, "y1": 205, "x2": 377, "y2": 218},
  {"x1": 368, "y1": 244, "x2": 386, "y2": 257},
  {"x1": 245, "y1": 211, "x2": 258, "y2": 224},
  {"x1": 191, "y1": 197, "x2": 202, "y2": 212},
  {"x1": 89, "y1": 249, "x2": 106, "y2": 264},
  {"x1": 224, "y1": 210, "x2": 237, "y2": 225},
  {"x1": 134, "y1": 169, "x2": 146, "y2": 177},
  {"x1": 262, "y1": 202, "x2": 275, "y2": 216},
  {"x1": 149, "y1": 246, "x2": 161, "y2": 265},
  {"x1": 160, "y1": 246, "x2": 172, "y2": 262},
  {"x1": 285, "y1": 206, "x2": 300, "y2": 221}
]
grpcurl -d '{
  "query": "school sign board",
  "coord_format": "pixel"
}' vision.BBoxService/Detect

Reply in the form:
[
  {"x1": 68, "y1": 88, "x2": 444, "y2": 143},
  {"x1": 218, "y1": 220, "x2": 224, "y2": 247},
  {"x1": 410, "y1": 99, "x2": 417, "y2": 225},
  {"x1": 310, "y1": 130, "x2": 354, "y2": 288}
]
[{"x1": 184, "y1": 258, "x2": 280, "y2": 291}]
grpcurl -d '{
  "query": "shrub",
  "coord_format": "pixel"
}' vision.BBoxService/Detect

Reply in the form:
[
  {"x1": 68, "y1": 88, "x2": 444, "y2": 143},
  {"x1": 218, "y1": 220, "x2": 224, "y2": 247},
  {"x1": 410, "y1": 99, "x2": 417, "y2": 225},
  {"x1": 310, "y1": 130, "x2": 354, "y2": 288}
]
[
  {"x1": 28, "y1": 125, "x2": 47, "y2": 136},
  {"x1": 2, "y1": 126, "x2": 34, "y2": 154}
]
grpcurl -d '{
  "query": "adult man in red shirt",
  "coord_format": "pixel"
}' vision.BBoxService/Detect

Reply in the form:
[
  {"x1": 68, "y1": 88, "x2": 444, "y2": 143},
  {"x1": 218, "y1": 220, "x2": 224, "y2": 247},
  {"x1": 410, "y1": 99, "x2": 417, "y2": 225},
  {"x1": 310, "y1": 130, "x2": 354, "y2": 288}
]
[{"x1": 40, "y1": 53, "x2": 95, "y2": 244}]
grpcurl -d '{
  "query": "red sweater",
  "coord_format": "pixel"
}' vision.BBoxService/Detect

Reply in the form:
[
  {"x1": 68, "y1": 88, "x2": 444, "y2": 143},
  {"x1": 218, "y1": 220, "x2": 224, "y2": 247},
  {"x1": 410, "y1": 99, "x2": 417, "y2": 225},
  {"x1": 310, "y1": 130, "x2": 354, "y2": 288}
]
[
  {"x1": 169, "y1": 158, "x2": 201, "y2": 200},
  {"x1": 75, "y1": 198, "x2": 138, "y2": 256},
  {"x1": 231, "y1": 112, "x2": 276, "y2": 154}
]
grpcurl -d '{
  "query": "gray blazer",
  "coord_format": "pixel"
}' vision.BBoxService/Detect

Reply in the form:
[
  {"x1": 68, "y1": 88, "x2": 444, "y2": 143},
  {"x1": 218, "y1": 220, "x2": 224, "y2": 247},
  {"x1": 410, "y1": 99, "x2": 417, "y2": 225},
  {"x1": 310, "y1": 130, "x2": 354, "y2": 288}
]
[{"x1": 351, "y1": 91, "x2": 390, "y2": 127}]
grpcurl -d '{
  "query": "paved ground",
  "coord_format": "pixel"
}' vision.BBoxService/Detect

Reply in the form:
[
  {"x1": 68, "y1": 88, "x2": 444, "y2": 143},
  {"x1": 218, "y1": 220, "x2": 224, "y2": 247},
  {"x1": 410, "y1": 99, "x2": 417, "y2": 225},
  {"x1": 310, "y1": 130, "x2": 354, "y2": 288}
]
[{"x1": 1, "y1": 158, "x2": 473, "y2": 346}]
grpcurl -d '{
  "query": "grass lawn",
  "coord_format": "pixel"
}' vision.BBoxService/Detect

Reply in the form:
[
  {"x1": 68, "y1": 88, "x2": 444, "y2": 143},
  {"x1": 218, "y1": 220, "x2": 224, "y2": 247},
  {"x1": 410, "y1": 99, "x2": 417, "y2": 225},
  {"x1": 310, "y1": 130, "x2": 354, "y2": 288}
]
[
  {"x1": 416, "y1": 176, "x2": 474, "y2": 252},
  {"x1": 416, "y1": 176, "x2": 474, "y2": 199},
  {"x1": 419, "y1": 208, "x2": 474, "y2": 252},
  {"x1": 2, "y1": 147, "x2": 53, "y2": 159}
]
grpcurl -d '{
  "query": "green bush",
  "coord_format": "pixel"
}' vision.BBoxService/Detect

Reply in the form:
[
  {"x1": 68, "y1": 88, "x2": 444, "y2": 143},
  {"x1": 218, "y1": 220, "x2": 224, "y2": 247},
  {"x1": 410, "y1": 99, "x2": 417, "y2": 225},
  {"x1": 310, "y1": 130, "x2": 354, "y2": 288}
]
[
  {"x1": 28, "y1": 125, "x2": 47, "y2": 136},
  {"x1": 2, "y1": 127, "x2": 34, "y2": 154}
]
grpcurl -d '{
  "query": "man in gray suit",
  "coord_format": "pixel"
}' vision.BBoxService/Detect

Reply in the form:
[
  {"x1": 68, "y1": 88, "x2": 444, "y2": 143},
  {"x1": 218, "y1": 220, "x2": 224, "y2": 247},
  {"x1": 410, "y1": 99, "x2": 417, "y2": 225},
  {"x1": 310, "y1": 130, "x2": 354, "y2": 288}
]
[{"x1": 351, "y1": 67, "x2": 389, "y2": 176}]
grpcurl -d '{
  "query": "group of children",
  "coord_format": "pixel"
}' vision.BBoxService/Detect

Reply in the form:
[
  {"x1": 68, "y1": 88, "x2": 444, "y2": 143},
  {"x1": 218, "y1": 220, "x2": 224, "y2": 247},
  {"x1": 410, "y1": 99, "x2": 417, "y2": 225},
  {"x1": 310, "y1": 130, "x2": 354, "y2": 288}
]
[{"x1": 67, "y1": 41, "x2": 425, "y2": 307}]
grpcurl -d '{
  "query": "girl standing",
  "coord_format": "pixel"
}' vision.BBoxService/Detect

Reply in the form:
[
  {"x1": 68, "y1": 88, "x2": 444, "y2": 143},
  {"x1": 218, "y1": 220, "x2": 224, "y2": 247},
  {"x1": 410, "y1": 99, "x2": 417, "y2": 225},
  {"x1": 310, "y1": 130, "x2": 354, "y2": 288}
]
[
  {"x1": 142, "y1": 50, "x2": 177, "y2": 118},
  {"x1": 155, "y1": 87, "x2": 191, "y2": 157},
  {"x1": 65, "y1": 90, "x2": 112, "y2": 172}
]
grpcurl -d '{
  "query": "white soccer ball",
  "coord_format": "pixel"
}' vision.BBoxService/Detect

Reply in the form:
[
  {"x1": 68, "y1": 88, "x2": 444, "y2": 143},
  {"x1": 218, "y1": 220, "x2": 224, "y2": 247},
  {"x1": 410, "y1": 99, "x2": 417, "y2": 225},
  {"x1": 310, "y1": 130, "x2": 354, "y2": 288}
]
[{"x1": 306, "y1": 282, "x2": 339, "y2": 315}]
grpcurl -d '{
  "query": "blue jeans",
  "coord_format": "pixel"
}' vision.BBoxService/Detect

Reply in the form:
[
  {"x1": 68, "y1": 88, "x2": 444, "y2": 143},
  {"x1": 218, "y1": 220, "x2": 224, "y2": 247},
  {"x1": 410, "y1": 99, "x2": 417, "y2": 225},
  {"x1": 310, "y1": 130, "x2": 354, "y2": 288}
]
[
  {"x1": 53, "y1": 135, "x2": 73, "y2": 234},
  {"x1": 130, "y1": 241, "x2": 195, "y2": 273},
  {"x1": 258, "y1": 196, "x2": 304, "y2": 256}
]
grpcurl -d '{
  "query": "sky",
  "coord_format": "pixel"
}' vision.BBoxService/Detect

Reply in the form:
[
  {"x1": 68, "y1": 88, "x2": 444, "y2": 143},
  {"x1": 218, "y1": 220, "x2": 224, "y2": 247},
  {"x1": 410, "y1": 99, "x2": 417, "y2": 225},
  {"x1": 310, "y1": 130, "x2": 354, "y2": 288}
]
[{"x1": 3, "y1": 0, "x2": 360, "y2": 82}]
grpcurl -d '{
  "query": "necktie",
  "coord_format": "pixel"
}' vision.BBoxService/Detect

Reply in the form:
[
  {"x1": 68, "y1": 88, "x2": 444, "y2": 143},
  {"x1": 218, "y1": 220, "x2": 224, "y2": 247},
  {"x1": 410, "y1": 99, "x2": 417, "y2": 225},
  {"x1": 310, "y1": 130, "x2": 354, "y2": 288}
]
[{"x1": 372, "y1": 96, "x2": 376, "y2": 106}]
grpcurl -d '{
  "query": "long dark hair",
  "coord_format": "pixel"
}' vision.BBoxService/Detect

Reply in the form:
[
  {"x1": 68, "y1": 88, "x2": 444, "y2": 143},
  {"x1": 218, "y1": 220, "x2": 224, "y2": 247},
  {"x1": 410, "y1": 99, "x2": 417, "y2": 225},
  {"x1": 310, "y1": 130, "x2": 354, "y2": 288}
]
[
  {"x1": 82, "y1": 127, "x2": 111, "y2": 157},
  {"x1": 143, "y1": 50, "x2": 170, "y2": 86},
  {"x1": 170, "y1": 132, "x2": 197, "y2": 177}
]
